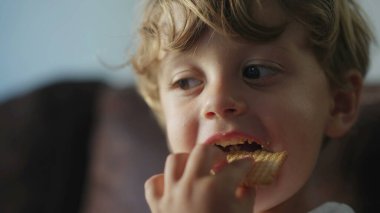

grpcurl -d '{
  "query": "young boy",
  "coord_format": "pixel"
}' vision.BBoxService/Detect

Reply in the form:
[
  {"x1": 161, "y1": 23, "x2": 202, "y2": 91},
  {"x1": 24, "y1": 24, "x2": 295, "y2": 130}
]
[{"x1": 130, "y1": 0, "x2": 373, "y2": 212}]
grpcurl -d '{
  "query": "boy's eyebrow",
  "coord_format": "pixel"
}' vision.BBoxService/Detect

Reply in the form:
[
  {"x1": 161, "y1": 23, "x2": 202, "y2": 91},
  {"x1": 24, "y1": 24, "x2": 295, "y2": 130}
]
[
  {"x1": 270, "y1": 45, "x2": 293, "y2": 54},
  {"x1": 159, "y1": 52, "x2": 188, "y2": 72}
]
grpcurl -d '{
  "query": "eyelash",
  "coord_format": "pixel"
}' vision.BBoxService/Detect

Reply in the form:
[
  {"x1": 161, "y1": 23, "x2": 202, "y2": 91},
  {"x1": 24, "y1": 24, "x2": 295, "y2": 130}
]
[
  {"x1": 242, "y1": 64, "x2": 277, "y2": 80},
  {"x1": 241, "y1": 64, "x2": 280, "y2": 87},
  {"x1": 169, "y1": 64, "x2": 280, "y2": 91},
  {"x1": 172, "y1": 77, "x2": 203, "y2": 91}
]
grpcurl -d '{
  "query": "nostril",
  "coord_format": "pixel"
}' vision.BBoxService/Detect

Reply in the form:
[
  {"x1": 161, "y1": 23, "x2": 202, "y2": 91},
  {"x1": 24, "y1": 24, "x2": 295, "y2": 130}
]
[
  {"x1": 205, "y1": 111, "x2": 216, "y2": 118},
  {"x1": 205, "y1": 108, "x2": 238, "y2": 119},
  {"x1": 225, "y1": 108, "x2": 236, "y2": 114}
]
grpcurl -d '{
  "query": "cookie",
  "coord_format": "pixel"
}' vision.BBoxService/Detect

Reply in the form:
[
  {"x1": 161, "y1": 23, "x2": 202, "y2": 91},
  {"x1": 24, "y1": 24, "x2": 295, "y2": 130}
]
[{"x1": 227, "y1": 150, "x2": 287, "y2": 186}]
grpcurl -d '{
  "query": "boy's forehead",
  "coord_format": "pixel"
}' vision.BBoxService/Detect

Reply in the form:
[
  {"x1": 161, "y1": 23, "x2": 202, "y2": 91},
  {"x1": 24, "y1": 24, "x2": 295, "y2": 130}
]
[
  {"x1": 250, "y1": 0, "x2": 289, "y2": 27},
  {"x1": 159, "y1": 21, "x2": 310, "y2": 69}
]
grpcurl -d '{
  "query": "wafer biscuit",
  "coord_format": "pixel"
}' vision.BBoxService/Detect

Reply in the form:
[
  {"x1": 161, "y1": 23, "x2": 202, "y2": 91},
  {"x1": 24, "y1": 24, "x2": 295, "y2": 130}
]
[{"x1": 227, "y1": 150, "x2": 287, "y2": 186}]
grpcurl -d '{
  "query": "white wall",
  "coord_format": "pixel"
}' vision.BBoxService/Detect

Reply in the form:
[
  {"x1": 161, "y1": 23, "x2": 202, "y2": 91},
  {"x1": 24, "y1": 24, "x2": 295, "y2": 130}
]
[
  {"x1": 0, "y1": 0, "x2": 143, "y2": 102},
  {"x1": 361, "y1": 0, "x2": 380, "y2": 83},
  {"x1": 1, "y1": 0, "x2": 379, "y2": 102}
]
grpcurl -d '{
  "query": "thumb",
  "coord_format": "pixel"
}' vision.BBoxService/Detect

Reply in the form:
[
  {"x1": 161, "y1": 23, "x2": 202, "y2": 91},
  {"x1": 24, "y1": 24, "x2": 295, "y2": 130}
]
[{"x1": 236, "y1": 186, "x2": 255, "y2": 210}]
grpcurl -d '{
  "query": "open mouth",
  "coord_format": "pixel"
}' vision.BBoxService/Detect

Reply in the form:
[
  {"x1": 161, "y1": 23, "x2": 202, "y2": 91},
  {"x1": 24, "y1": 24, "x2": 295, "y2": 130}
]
[
  {"x1": 214, "y1": 139, "x2": 264, "y2": 153},
  {"x1": 212, "y1": 137, "x2": 287, "y2": 186}
]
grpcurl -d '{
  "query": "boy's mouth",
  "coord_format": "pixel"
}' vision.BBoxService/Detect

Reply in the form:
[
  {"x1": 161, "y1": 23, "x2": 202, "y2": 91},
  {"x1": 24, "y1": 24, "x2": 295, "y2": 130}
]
[
  {"x1": 212, "y1": 137, "x2": 287, "y2": 186},
  {"x1": 214, "y1": 139, "x2": 264, "y2": 153}
]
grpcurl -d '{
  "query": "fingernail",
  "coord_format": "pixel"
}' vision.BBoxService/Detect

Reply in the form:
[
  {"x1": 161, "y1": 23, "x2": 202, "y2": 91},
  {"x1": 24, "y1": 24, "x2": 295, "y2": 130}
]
[{"x1": 211, "y1": 159, "x2": 228, "y2": 174}]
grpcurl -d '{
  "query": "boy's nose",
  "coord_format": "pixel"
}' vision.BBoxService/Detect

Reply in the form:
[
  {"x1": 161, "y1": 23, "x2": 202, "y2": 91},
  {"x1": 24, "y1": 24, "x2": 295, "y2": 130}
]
[{"x1": 203, "y1": 94, "x2": 247, "y2": 119}]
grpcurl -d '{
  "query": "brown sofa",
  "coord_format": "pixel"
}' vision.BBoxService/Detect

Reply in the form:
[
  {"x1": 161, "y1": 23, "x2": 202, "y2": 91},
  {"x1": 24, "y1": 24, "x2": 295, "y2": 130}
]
[
  {"x1": 0, "y1": 80, "x2": 379, "y2": 213},
  {"x1": 0, "y1": 81, "x2": 168, "y2": 213}
]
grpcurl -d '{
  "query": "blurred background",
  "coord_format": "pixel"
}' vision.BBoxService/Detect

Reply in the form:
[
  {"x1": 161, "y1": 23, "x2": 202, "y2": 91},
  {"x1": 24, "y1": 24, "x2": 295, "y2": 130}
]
[
  {"x1": 0, "y1": 0, "x2": 143, "y2": 103},
  {"x1": 1, "y1": 0, "x2": 380, "y2": 103}
]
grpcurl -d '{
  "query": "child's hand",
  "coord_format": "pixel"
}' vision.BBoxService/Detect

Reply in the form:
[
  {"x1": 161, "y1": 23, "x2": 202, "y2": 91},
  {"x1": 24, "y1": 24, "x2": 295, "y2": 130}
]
[{"x1": 144, "y1": 144, "x2": 255, "y2": 213}]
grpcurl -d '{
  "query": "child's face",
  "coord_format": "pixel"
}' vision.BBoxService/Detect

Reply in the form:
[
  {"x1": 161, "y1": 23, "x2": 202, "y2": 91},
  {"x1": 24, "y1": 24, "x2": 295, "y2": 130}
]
[{"x1": 157, "y1": 16, "x2": 335, "y2": 213}]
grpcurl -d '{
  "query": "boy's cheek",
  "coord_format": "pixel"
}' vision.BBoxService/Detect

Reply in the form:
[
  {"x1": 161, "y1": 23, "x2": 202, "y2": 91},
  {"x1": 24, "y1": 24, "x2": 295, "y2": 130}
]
[
  {"x1": 164, "y1": 105, "x2": 203, "y2": 153},
  {"x1": 167, "y1": 122, "x2": 195, "y2": 153}
]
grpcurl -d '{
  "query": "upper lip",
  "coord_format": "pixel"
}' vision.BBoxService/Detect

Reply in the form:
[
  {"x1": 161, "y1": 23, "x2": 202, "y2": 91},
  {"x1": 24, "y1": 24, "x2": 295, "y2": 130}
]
[{"x1": 204, "y1": 131, "x2": 268, "y2": 150}]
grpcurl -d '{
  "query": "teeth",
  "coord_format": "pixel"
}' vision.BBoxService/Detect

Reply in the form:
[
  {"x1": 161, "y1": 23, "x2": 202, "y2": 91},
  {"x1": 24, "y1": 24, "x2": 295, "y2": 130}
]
[{"x1": 215, "y1": 138, "x2": 256, "y2": 147}]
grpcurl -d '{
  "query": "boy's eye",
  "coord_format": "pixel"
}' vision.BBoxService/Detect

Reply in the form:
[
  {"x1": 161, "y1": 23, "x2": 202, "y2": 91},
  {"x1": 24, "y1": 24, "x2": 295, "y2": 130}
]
[
  {"x1": 242, "y1": 65, "x2": 276, "y2": 80},
  {"x1": 174, "y1": 78, "x2": 202, "y2": 90}
]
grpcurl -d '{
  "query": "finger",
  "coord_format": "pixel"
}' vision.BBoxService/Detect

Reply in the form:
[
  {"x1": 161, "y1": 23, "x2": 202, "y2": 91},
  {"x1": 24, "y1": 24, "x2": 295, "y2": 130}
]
[
  {"x1": 164, "y1": 153, "x2": 189, "y2": 188},
  {"x1": 236, "y1": 186, "x2": 255, "y2": 210},
  {"x1": 183, "y1": 144, "x2": 226, "y2": 179},
  {"x1": 145, "y1": 174, "x2": 164, "y2": 206}
]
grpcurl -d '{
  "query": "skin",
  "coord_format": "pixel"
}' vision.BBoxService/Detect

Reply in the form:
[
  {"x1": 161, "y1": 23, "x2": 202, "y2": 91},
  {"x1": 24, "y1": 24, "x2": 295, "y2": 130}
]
[{"x1": 144, "y1": 1, "x2": 362, "y2": 212}]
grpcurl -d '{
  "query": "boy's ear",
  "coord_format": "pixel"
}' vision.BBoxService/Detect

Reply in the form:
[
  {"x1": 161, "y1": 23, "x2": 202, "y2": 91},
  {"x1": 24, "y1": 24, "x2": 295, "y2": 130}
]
[{"x1": 325, "y1": 70, "x2": 363, "y2": 139}]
